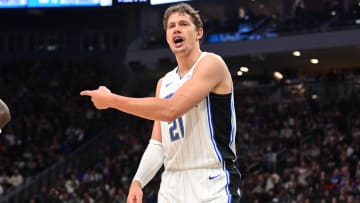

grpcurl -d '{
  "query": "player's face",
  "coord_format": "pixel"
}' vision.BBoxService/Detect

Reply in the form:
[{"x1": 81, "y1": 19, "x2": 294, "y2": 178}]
[{"x1": 166, "y1": 12, "x2": 202, "y2": 55}]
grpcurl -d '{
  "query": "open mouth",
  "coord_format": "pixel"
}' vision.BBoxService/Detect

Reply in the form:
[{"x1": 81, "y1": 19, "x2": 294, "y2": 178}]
[{"x1": 174, "y1": 37, "x2": 184, "y2": 45}]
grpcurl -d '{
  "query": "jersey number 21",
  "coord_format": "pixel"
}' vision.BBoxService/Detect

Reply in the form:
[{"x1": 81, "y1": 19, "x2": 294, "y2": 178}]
[{"x1": 169, "y1": 117, "x2": 184, "y2": 141}]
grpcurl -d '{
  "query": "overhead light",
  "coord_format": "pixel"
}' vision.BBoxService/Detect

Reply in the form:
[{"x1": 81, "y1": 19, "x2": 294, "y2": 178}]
[
  {"x1": 273, "y1": 71, "x2": 283, "y2": 80},
  {"x1": 331, "y1": 10, "x2": 337, "y2": 16},
  {"x1": 240, "y1": 66, "x2": 249, "y2": 72},
  {"x1": 292, "y1": 51, "x2": 301, "y2": 56},
  {"x1": 355, "y1": 19, "x2": 360, "y2": 24},
  {"x1": 310, "y1": 58, "x2": 319, "y2": 64},
  {"x1": 237, "y1": 71, "x2": 243, "y2": 76}
]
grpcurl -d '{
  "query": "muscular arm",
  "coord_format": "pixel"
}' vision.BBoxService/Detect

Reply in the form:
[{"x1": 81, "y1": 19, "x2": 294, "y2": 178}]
[{"x1": 81, "y1": 53, "x2": 232, "y2": 122}]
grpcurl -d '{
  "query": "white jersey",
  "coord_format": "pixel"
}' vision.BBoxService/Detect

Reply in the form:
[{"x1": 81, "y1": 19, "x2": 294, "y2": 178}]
[{"x1": 159, "y1": 52, "x2": 237, "y2": 171}]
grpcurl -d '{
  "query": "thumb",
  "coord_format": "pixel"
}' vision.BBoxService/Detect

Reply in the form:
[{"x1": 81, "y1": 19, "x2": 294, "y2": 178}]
[
  {"x1": 127, "y1": 196, "x2": 137, "y2": 203},
  {"x1": 136, "y1": 191, "x2": 143, "y2": 203},
  {"x1": 99, "y1": 86, "x2": 111, "y2": 93}
]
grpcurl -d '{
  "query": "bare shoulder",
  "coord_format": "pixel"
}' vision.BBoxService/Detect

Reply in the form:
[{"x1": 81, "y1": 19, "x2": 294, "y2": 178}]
[
  {"x1": 195, "y1": 52, "x2": 229, "y2": 75},
  {"x1": 204, "y1": 52, "x2": 226, "y2": 65},
  {"x1": 195, "y1": 52, "x2": 233, "y2": 94}
]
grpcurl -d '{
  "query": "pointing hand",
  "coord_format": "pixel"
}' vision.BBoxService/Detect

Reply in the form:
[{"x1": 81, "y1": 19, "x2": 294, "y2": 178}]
[{"x1": 80, "y1": 86, "x2": 112, "y2": 109}]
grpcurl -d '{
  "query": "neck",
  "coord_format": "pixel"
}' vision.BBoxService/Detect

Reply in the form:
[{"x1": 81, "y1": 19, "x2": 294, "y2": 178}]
[{"x1": 176, "y1": 49, "x2": 202, "y2": 75}]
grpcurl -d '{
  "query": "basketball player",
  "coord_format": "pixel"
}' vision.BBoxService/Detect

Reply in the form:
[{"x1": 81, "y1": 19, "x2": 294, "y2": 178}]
[
  {"x1": 0, "y1": 99, "x2": 11, "y2": 134},
  {"x1": 80, "y1": 3, "x2": 241, "y2": 203}
]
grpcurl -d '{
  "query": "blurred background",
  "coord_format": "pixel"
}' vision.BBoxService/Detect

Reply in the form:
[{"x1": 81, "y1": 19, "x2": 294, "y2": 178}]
[{"x1": 0, "y1": 0, "x2": 360, "y2": 202}]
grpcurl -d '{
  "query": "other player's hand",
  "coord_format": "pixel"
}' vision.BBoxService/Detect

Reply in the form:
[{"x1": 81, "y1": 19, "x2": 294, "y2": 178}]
[
  {"x1": 80, "y1": 86, "x2": 112, "y2": 109},
  {"x1": 127, "y1": 180, "x2": 143, "y2": 203}
]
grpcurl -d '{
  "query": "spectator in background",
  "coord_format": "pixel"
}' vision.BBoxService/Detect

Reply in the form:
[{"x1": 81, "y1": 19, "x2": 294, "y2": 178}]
[{"x1": 7, "y1": 169, "x2": 23, "y2": 188}]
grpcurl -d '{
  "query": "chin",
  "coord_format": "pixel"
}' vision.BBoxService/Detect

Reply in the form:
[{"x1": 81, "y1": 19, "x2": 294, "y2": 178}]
[{"x1": 171, "y1": 48, "x2": 187, "y2": 55}]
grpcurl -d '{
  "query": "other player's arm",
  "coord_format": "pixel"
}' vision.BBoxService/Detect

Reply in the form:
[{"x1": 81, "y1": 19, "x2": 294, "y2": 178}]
[
  {"x1": 80, "y1": 53, "x2": 229, "y2": 122},
  {"x1": 0, "y1": 99, "x2": 11, "y2": 133}
]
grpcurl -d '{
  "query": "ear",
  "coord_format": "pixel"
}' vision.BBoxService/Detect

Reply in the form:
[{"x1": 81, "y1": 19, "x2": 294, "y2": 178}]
[{"x1": 196, "y1": 28, "x2": 204, "y2": 40}]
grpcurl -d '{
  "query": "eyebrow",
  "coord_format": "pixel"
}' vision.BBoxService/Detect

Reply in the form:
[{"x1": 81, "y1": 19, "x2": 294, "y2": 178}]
[{"x1": 168, "y1": 19, "x2": 190, "y2": 26}]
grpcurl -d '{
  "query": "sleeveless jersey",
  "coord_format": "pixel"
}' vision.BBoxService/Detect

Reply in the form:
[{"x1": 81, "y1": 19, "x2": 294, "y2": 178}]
[{"x1": 159, "y1": 52, "x2": 237, "y2": 171}]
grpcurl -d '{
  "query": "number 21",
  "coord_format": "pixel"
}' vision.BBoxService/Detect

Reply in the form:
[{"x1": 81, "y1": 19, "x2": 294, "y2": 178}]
[{"x1": 169, "y1": 117, "x2": 184, "y2": 141}]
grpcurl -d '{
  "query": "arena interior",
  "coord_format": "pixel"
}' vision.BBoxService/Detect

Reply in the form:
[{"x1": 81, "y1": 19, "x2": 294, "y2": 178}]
[{"x1": 0, "y1": 0, "x2": 360, "y2": 202}]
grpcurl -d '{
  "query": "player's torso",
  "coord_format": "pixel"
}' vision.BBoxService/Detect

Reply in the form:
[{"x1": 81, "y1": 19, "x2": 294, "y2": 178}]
[
  {"x1": 158, "y1": 52, "x2": 237, "y2": 171},
  {"x1": 159, "y1": 71, "x2": 220, "y2": 171}
]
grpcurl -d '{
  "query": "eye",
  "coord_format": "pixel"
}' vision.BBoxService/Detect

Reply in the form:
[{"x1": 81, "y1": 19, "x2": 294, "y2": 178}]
[
  {"x1": 168, "y1": 24, "x2": 175, "y2": 29},
  {"x1": 180, "y1": 22, "x2": 189, "y2": 26}
]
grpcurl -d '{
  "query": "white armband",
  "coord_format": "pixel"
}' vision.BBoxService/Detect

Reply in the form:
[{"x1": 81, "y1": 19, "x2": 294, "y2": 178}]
[{"x1": 133, "y1": 139, "x2": 164, "y2": 188}]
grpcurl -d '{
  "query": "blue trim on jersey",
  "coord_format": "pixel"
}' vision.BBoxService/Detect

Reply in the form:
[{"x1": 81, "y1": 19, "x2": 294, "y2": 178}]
[
  {"x1": 230, "y1": 93, "x2": 235, "y2": 145},
  {"x1": 223, "y1": 162, "x2": 232, "y2": 203},
  {"x1": 229, "y1": 92, "x2": 236, "y2": 160},
  {"x1": 206, "y1": 95, "x2": 222, "y2": 162},
  {"x1": 206, "y1": 93, "x2": 235, "y2": 202},
  {"x1": 228, "y1": 93, "x2": 237, "y2": 202}
]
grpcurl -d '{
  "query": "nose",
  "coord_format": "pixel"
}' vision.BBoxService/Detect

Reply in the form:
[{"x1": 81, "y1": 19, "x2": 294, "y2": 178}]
[{"x1": 172, "y1": 24, "x2": 181, "y2": 34}]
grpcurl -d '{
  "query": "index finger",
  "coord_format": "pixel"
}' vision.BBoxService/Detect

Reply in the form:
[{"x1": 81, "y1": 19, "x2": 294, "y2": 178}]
[{"x1": 80, "y1": 90, "x2": 93, "y2": 96}]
